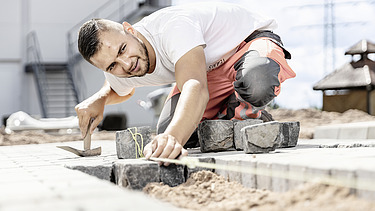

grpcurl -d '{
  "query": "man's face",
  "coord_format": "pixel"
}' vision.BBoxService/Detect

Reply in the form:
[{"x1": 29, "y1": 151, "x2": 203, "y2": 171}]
[{"x1": 91, "y1": 29, "x2": 150, "y2": 78}]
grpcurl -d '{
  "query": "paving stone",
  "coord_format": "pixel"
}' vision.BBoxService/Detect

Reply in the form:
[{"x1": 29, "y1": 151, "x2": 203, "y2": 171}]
[
  {"x1": 233, "y1": 119, "x2": 263, "y2": 150},
  {"x1": 113, "y1": 160, "x2": 160, "y2": 190},
  {"x1": 160, "y1": 164, "x2": 185, "y2": 187},
  {"x1": 240, "y1": 159, "x2": 257, "y2": 189},
  {"x1": 66, "y1": 164, "x2": 114, "y2": 182},
  {"x1": 256, "y1": 161, "x2": 272, "y2": 190},
  {"x1": 331, "y1": 168, "x2": 357, "y2": 195},
  {"x1": 278, "y1": 121, "x2": 300, "y2": 148},
  {"x1": 241, "y1": 121, "x2": 281, "y2": 154},
  {"x1": 339, "y1": 124, "x2": 368, "y2": 139},
  {"x1": 215, "y1": 158, "x2": 242, "y2": 184},
  {"x1": 305, "y1": 166, "x2": 331, "y2": 184},
  {"x1": 198, "y1": 120, "x2": 234, "y2": 152},
  {"x1": 288, "y1": 164, "x2": 307, "y2": 190},
  {"x1": 186, "y1": 157, "x2": 215, "y2": 178},
  {"x1": 271, "y1": 162, "x2": 289, "y2": 192},
  {"x1": 356, "y1": 169, "x2": 375, "y2": 200},
  {"x1": 116, "y1": 126, "x2": 151, "y2": 159}
]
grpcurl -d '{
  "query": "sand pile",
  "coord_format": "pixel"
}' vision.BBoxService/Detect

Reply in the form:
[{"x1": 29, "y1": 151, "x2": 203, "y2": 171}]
[{"x1": 144, "y1": 171, "x2": 375, "y2": 211}]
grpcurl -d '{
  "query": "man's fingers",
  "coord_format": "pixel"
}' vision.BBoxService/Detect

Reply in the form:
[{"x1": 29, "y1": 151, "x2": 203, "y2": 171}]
[
  {"x1": 159, "y1": 135, "x2": 177, "y2": 159},
  {"x1": 90, "y1": 116, "x2": 102, "y2": 134},
  {"x1": 78, "y1": 114, "x2": 90, "y2": 138},
  {"x1": 167, "y1": 142, "x2": 182, "y2": 160},
  {"x1": 151, "y1": 135, "x2": 167, "y2": 158},
  {"x1": 144, "y1": 140, "x2": 157, "y2": 159},
  {"x1": 143, "y1": 143, "x2": 152, "y2": 159},
  {"x1": 163, "y1": 142, "x2": 183, "y2": 166},
  {"x1": 179, "y1": 148, "x2": 188, "y2": 159},
  {"x1": 145, "y1": 134, "x2": 187, "y2": 166}
]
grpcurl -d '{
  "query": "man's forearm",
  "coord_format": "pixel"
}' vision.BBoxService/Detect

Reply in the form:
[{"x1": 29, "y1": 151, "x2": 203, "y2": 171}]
[
  {"x1": 95, "y1": 80, "x2": 134, "y2": 105},
  {"x1": 164, "y1": 79, "x2": 209, "y2": 145}
]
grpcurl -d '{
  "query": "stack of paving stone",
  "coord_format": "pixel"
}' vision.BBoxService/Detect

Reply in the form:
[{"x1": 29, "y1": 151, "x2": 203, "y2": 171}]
[
  {"x1": 111, "y1": 120, "x2": 300, "y2": 190},
  {"x1": 197, "y1": 119, "x2": 300, "y2": 153}
]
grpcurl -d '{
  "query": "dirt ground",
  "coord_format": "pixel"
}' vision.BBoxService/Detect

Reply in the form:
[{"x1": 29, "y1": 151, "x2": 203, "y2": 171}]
[
  {"x1": 0, "y1": 128, "x2": 115, "y2": 146},
  {"x1": 268, "y1": 108, "x2": 375, "y2": 139},
  {"x1": 145, "y1": 171, "x2": 375, "y2": 211}
]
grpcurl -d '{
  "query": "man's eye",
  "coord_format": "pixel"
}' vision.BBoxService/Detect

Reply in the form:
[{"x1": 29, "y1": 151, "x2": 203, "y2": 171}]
[
  {"x1": 121, "y1": 45, "x2": 126, "y2": 53},
  {"x1": 108, "y1": 63, "x2": 115, "y2": 71}
]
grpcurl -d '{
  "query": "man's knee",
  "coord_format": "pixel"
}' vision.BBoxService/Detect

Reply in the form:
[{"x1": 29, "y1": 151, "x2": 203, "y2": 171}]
[{"x1": 233, "y1": 50, "x2": 281, "y2": 107}]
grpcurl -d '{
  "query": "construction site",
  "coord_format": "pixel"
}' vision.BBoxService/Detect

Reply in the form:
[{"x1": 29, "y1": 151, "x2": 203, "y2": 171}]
[{"x1": 1, "y1": 0, "x2": 375, "y2": 210}]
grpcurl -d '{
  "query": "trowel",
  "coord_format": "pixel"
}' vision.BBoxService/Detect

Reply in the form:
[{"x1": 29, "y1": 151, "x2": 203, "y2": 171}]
[{"x1": 57, "y1": 120, "x2": 101, "y2": 157}]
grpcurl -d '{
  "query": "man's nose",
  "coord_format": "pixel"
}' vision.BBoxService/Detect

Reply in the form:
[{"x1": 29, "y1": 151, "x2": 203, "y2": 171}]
[{"x1": 115, "y1": 56, "x2": 132, "y2": 71}]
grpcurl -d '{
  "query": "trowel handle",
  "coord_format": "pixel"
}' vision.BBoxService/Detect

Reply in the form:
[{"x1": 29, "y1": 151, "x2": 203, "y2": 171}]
[{"x1": 83, "y1": 118, "x2": 93, "y2": 150}]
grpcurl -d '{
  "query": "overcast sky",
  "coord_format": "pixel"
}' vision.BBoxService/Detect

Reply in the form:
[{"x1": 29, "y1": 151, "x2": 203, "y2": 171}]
[{"x1": 172, "y1": 0, "x2": 375, "y2": 109}]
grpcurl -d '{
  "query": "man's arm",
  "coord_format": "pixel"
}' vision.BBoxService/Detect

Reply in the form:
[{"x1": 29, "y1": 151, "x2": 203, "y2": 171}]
[
  {"x1": 144, "y1": 45, "x2": 209, "y2": 163},
  {"x1": 75, "y1": 80, "x2": 134, "y2": 137}
]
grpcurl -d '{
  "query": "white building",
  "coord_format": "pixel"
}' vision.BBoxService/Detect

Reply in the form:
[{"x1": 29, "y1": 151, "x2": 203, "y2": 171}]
[{"x1": 0, "y1": 0, "x2": 171, "y2": 128}]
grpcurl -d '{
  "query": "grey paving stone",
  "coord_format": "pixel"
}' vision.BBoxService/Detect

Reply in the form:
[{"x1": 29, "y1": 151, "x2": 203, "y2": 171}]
[
  {"x1": 288, "y1": 164, "x2": 307, "y2": 190},
  {"x1": 215, "y1": 158, "x2": 242, "y2": 184},
  {"x1": 240, "y1": 159, "x2": 257, "y2": 189},
  {"x1": 160, "y1": 164, "x2": 185, "y2": 187},
  {"x1": 66, "y1": 164, "x2": 114, "y2": 182},
  {"x1": 186, "y1": 157, "x2": 215, "y2": 178},
  {"x1": 233, "y1": 119, "x2": 263, "y2": 150},
  {"x1": 241, "y1": 121, "x2": 281, "y2": 153},
  {"x1": 356, "y1": 169, "x2": 375, "y2": 200},
  {"x1": 114, "y1": 160, "x2": 160, "y2": 190},
  {"x1": 331, "y1": 168, "x2": 357, "y2": 195},
  {"x1": 256, "y1": 162, "x2": 273, "y2": 190},
  {"x1": 116, "y1": 126, "x2": 151, "y2": 159},
  {"x1": 198, "y1": 120, "x2": 234, "y2": 152},
  {"x1": 278, "y1": 121, "x2": 300, "y2": 148},
  {"x1": 271, "y1": 162, "x2": 289, "y2": 192}
]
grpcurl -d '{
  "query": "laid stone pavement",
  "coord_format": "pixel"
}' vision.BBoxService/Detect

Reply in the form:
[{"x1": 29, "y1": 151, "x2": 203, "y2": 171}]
[
  {"x1": 0, "y1": 141, "x2": 179, "y2": 211},
  {"x1": 1, "y1": 135, "x2": 375, "y2": 210}
]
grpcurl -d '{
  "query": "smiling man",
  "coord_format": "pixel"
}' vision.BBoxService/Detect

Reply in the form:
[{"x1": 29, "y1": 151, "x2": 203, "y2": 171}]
[{"x1": 75, "y1": 2, "x2": 296, "y2": 164}]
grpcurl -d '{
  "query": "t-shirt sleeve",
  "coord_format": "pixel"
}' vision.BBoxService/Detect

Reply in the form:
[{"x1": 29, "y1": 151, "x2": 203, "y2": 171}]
[
  {"x1": 104, "y1": 72, "x2": 133, "y2": 96},
  {"x1": 161, "y1": 16, "x2": 206, "y2": 65}
]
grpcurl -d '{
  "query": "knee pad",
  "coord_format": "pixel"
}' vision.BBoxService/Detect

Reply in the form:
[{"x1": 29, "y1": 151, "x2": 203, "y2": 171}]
[{"x1": 233, "y1": 50, "x2": 281, "y2": 107}]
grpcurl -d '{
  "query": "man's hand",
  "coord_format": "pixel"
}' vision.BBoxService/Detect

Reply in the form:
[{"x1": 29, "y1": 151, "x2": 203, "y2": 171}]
[
  {"x1": 144, "y1": 133, "x2": 188, "y2": 166},
  {"x1": 75, "y1": 96, "x2": 106, "y2": 138},
  {"x1": 75, "y1": 80, "x2": 134, "y2": 138}
]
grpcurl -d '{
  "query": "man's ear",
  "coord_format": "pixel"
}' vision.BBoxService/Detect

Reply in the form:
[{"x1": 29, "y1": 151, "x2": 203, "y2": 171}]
[{"x1": 122, "y1": 22, "x2": 136, "y2": 35}]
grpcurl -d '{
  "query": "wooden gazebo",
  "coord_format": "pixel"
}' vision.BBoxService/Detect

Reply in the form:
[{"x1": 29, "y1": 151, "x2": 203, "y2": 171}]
[{"x1": 313, "y1": 40, "x2": 375, "y2": 115}]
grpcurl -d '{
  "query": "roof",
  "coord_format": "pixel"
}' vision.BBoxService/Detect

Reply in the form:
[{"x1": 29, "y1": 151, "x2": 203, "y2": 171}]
[
  {"x1": 313, "y1": 58, "x2": 375, "y2": 90},
  {"x1": 345, "y1": 39, "x2": 375, "y2": 55}
]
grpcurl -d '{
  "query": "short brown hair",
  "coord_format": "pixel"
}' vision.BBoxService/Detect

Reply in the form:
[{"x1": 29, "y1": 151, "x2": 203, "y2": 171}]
[{"x1": 78, "y1": 19, "x2": 110, "y2": 63}]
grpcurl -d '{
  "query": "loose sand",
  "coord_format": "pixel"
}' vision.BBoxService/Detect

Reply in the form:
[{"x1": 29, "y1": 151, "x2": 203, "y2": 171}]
[{"x1": 145, "y1": 171, "x2": 375, "y2": 211}]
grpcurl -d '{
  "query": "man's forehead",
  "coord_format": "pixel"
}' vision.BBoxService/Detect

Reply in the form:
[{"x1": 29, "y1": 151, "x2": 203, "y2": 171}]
[{"x1": 90, "y1": 31, "x2": 123, "y2": 70}]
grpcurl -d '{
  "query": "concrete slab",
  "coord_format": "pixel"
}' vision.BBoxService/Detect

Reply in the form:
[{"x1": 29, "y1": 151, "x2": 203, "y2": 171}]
[{"x1": 314, "y1": 121, "x2": 375, "y2": 139}]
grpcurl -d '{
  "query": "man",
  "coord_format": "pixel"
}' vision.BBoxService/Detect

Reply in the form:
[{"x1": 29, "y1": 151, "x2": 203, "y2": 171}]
[{"x1": 75, "y1": 2, "x2": 296, "y2": 164}]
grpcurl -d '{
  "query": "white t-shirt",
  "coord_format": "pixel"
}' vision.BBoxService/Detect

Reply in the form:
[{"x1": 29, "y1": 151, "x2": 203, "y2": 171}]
[{"x1": 105, "y1": 2, "x2": 277, "y2": 96}]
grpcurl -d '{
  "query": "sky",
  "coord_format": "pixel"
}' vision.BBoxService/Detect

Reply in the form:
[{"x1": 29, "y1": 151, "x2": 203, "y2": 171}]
[{"x1": 172, "y1": 0, "x2": 375, "y2": 109}]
